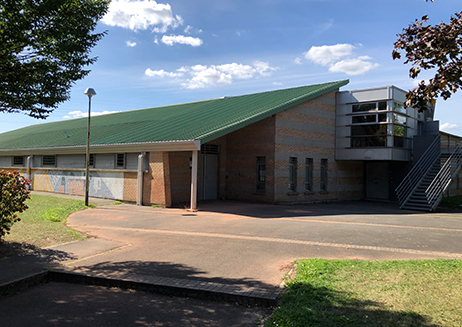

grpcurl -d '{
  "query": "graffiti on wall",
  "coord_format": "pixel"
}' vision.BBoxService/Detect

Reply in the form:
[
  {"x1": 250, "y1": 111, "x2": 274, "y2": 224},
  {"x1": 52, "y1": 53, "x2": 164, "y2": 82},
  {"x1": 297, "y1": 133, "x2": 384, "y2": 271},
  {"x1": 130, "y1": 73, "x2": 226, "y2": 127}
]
[{"x1": 31, "y1": 170, "x2": 124, "y2": 199}]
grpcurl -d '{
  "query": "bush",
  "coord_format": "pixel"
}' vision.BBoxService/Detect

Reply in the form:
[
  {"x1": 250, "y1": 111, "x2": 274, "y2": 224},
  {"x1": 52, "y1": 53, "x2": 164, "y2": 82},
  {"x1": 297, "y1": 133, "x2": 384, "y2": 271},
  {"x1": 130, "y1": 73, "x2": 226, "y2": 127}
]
[{"x1": 0, "y1": 170, "x2": 30, "y2": 239}]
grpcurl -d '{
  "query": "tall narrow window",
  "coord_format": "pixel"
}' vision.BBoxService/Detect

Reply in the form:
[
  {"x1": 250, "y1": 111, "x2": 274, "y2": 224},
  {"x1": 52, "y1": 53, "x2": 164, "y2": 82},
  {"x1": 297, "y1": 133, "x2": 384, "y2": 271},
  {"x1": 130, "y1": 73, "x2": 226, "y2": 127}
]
[
  {"x1": 320, "y1": 159, "x2": 328, "y2": 192},
  {"x1": 116, "y1": 153, "x2": 125, "y2": 168},
  {"x1": 256, "y1": 156, "x2": 266, "y2": 193},
  {"x1": 289, "y1": 157, "x2": 297, "y2": 192},
  {"x1": 305, "y1": 158, "x2": 313, "y2": 192}
]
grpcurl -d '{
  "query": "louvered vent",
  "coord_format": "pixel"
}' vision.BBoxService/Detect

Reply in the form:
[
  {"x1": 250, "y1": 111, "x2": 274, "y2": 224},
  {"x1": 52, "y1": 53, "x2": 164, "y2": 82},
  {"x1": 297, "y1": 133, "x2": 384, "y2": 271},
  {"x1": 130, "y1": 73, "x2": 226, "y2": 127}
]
[{"x1": 201, "y1": 144, "x2": 220, "y2": 154}]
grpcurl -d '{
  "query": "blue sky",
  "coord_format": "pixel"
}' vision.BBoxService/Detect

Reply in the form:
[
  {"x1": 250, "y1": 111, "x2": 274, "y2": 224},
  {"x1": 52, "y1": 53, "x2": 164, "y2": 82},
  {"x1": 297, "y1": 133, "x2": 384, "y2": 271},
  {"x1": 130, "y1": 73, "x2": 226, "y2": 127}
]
[{"x1": 2, "y1": 0, "x2": 461, "y2": 136}]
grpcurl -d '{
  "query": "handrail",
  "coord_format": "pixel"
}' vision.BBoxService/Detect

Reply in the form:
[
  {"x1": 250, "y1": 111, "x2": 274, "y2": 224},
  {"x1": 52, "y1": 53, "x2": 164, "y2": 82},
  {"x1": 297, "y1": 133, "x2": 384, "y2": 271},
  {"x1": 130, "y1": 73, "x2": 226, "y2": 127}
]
[
  {"x1": 426, "y1": 139, "x2": 462, "y2": 211},
  {"x1": 395, "y1": 135, "x2": 441, "y2": 208}
]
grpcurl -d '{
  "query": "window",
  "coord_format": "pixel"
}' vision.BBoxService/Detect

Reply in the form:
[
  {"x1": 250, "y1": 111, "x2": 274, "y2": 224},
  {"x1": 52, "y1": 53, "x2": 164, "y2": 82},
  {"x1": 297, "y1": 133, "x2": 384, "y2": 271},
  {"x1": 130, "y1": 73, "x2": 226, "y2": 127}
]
[
  {"x1": 13, "y1": 156, "x2": 24, "y2": 166},
  {"x1": 88, "y1": 154, "x2": 95, "y2": 167},
  {"x1": 42, "y1": 155, "x2": 56, "y2": 167},
  {"x1": 320, "y1": 159, "x2": 328, "y2": 192},
  {"x1": 350, "y1": 124, "x2": 388, "y2": 147},
  {"x1": 289, "y1": 157, "x2": 297, "y2": 192},
  {"x1": 116, "y1": 153, "x2": 125, "y2": 168},
  {"x1": 393, "y1": 101, "x2": 406, "y2": 114},
  {"x1": 305, "y1": 158, "x2": 313, "y2": 192},
  {"x1": 352, "y1": 101, "x2": 387, "y2": 113},
  {"x1": 256, "y1": 156, "x2": 266, "y2": 193}
]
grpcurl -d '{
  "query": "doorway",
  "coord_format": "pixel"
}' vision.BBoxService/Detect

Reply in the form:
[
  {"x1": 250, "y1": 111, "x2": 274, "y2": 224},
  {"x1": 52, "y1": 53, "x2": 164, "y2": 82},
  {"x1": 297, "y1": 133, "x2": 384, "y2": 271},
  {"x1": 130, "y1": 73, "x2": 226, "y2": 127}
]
[
  {"x1": 200, "y1": 153, "x2": 218, "y2": 200},
  {"x1": 365, "y1": 162, "x2": 389, "y2": 200}
]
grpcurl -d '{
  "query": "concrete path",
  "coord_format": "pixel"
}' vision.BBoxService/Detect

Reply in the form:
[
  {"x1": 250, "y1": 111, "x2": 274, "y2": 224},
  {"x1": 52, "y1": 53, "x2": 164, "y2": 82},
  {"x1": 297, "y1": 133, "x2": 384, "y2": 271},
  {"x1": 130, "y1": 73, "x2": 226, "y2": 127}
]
[
  {"x1": 1, "y1": 198, "x2": 461, "y2": 326},
  {"x1": 65, "y1": 201, "x2": 462, "y2": 288}
]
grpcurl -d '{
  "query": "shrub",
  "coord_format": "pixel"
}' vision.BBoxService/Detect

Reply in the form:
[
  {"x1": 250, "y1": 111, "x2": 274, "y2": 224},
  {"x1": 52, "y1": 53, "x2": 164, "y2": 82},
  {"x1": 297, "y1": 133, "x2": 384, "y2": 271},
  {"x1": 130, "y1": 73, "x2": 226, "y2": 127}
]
[{"x1": 0, "y1": 170, "x2": 30, "y2": 239}]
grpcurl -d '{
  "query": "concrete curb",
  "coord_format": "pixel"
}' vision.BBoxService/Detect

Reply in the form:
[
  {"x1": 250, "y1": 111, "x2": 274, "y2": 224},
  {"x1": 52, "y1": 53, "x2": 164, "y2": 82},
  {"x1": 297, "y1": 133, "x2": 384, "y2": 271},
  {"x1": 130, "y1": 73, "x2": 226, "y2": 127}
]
[{"x1": 0, "y1": 269, "x2": 283, "y2": 308}]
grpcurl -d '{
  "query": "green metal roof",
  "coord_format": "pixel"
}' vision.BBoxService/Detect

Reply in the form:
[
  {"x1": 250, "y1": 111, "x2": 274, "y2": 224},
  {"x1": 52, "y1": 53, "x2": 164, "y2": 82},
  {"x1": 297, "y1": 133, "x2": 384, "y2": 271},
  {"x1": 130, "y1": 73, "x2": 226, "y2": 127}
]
[{"x1": 0, "y1": 79, "x2": 348, "y2": 150}]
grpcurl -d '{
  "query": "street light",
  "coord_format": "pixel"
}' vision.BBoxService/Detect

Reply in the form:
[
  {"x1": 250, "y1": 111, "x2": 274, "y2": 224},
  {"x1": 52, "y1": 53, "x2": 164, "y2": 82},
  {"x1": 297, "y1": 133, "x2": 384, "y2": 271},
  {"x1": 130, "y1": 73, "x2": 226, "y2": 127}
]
[{"x1": 84, "y1": 87, "x2": 96, "y2": 206}]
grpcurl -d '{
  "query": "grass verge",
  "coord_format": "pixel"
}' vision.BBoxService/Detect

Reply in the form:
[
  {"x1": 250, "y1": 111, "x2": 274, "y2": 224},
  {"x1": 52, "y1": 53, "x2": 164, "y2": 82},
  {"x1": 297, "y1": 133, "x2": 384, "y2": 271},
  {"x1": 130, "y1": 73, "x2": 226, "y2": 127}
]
[
  {"x1": 440, "y1": 195, "x2": 462, "y2": 210},
  {"x1": 267, "y1": 258, "x2": 462, "y2": 327},
  {"x1": 2, "y1": 194, "x2": 88, "y2": 249}
]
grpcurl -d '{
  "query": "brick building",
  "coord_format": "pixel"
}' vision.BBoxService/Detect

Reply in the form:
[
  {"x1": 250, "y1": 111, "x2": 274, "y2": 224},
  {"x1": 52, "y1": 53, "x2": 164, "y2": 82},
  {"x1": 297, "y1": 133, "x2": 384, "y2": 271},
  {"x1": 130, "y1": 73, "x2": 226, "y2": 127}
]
[{"x1": 0, "y1": 80, "x2": 460, "y2": 211}]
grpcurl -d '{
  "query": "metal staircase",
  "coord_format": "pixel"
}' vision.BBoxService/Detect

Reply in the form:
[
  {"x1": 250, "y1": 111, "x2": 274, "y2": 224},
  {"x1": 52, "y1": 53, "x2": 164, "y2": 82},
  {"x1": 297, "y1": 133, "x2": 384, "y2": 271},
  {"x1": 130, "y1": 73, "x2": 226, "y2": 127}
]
[{"x1": 396, "y1": 135, "x2": 462, "y2": 211}]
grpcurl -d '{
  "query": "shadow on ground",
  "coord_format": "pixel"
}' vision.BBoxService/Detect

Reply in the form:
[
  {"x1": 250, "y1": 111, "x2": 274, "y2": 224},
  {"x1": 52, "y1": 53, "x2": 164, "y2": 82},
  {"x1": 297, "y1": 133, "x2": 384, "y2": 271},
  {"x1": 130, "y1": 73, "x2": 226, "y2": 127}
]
[
  {"x1": 193, "y1": 200, "x2": 409, "y2": 219},
  {"x1": 73, "y1": 260, "x2": 278, "y2": 290},
  {"x1": 268, "y1": 282, "x2": 441, "y2": 327},
  {"x1": 0, "y1": 241, "x2": 76, "y2": 261},
  {"x1": 0, "y1": 282, "x2": 270, "y2": 327}
]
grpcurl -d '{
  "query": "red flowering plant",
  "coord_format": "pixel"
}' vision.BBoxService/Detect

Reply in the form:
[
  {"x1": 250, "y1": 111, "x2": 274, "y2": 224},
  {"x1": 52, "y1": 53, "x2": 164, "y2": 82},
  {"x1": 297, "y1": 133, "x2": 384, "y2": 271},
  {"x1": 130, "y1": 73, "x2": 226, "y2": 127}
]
[{"x1": 0, "y1": 170, "x2": 30, "y2": 239}]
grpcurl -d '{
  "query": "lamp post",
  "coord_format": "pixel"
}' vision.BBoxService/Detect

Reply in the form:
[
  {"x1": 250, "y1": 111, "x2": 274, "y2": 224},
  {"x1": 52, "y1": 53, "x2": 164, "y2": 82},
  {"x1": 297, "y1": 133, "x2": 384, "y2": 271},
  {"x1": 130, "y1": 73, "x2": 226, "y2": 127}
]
[{"x1": 84, "y1": 88, "x2": 96, "y2": 206}]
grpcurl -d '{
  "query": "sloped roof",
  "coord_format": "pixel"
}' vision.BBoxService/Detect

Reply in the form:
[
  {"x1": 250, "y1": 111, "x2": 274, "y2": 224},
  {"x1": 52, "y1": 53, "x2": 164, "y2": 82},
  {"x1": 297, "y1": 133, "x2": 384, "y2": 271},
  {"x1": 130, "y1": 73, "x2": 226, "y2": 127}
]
[{"x1": 0, "y1": 79, "x2": 348, "y2": 151}]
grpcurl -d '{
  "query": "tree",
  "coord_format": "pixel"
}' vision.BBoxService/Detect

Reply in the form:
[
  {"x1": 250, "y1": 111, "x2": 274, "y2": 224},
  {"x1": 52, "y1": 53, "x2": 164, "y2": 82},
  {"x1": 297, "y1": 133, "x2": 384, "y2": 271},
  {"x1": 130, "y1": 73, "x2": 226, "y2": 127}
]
[
  {"x1": 0, "y1": 0, "x2": 108, "y2": 119},
  {"x1": 392, "y1": 0, "x2": 462, "y2": 111},
  {"x1": 0, "y1": 170, "x2": 30, "y2": 239}
]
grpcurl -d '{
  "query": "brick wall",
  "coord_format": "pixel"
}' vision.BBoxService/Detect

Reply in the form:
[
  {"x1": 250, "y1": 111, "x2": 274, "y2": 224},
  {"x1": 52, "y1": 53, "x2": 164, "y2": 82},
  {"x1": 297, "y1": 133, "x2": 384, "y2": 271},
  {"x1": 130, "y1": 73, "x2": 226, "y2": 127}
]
[
  {"x1": 169, "y1": 151, "x2": 192, "y2": 205},
  {"x1": 273, "y1": 89, "x2": 364, "y2": 202},
  {"x1": 215, "y1": 116, "x2": 276, "y2": 202},
  {"x1": 143, "y1": 152, "x2": 171, "y2": 207}
]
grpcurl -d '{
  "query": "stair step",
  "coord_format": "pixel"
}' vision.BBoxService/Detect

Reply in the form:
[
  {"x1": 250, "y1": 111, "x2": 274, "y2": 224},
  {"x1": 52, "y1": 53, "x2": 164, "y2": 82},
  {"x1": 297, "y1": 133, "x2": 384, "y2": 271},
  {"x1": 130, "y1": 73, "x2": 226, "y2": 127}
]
[{"x1": 402, "y1": 205, "x2": 431, "y2": 211}]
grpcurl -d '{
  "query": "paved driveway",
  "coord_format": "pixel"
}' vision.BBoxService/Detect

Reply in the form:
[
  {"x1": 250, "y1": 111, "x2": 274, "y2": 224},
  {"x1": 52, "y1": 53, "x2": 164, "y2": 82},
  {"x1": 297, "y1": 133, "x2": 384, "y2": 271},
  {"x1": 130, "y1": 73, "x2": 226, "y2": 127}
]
[{"x1": 65, "y1": 201, "x2": 462, "y2": 288}]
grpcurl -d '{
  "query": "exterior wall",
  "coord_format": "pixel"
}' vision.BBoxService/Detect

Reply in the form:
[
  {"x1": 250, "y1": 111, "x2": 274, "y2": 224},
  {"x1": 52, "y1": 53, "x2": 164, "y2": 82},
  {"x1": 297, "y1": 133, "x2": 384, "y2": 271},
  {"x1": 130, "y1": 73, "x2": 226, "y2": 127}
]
[
  {"x1": 273, "y1": 89, "x2": 363, "y2": 202},
  {"x1": 0, "y1": 153, "x2": 143, "y2": 202},
  {"x1": 220, "y1": 116, "x2": 276, "y2": 202},
  {"x1": 169, "y1": 151, "x2": 192, "y2": 204},
  {"x1": 28, "y1": 168, "x2": 130, "y2": 200},
  {"x1": 143, "y1": 151, "x2": 171, "y2": 207}
]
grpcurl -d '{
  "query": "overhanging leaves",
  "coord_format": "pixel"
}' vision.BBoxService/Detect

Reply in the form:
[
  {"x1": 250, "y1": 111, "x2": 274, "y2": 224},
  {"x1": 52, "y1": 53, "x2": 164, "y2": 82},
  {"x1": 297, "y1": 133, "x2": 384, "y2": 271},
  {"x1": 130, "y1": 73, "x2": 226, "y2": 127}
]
[{"x1": 0, "y1": 0, "x2": 108, "y2": 119}]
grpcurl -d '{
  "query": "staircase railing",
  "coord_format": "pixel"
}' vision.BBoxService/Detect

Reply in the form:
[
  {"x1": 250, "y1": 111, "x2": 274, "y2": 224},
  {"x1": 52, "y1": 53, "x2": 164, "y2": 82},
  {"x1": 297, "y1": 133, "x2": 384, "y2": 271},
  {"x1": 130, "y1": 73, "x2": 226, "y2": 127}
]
[
  {"x1": 425, "y1": 139, "x2": 462, "y2": 211},
  {"x1": 396, "y1": 135, "x2": 441, "y2": 208}
]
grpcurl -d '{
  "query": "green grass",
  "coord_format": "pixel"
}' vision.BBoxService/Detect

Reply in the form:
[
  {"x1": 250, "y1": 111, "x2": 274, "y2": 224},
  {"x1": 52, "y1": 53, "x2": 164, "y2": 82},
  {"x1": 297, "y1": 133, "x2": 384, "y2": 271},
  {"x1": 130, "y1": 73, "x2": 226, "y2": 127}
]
[
  {"x1": 440, "y1": 195, "x2": 462, "y2": 210},
  {"x1": 3, "y1": 194, "x2": 88, "y2": 248},
  {"x1": 267, "y1": 258, "x2": 462, "y2": 327}
]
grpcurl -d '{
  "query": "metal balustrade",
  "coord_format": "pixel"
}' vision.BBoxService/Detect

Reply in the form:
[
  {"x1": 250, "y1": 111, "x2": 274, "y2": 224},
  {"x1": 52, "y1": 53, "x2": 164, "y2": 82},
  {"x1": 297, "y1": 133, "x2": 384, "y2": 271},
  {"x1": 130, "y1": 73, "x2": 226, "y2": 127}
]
[
  {"x1": 425, "y1": 139, "x2": 462, "y2": 211},
  {"x1": 395, "y1": 135, "x2": 441, "y2": 209}
]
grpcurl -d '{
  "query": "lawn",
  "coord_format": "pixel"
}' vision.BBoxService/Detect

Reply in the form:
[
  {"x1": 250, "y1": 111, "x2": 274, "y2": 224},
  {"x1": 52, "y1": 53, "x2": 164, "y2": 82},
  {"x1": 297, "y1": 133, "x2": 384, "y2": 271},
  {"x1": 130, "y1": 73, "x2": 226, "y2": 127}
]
[
  {"x1": 267, "y1": 258, "x2": 462, "y2": 327},
  {"x1": 440, "y1": 194, "x2": 462, "y2": 210},
  {"x1": 2, "y1": 194, "x2": 89, "y2": 249}
]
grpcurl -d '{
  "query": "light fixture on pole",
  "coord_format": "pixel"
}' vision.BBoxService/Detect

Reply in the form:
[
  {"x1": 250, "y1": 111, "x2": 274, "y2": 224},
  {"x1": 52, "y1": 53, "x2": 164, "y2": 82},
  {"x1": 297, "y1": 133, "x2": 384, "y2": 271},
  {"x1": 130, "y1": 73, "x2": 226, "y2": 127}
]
[{"x1": 84, "y1": 87, "x2": 96, "y2": 206}]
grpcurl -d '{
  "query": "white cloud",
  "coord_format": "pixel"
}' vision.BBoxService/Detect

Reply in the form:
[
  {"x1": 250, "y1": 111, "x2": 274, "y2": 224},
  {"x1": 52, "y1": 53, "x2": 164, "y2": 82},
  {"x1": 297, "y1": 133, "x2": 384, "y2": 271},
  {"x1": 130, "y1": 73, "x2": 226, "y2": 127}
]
[
  {"x1": 145, "y1": 68, "x2": 183, "y2": 77},
  {"x1": 184, "y1": 25, "x2": 192, "y2": 34},
  {"x1": 440, "y1": 122, "x2": 460, "y2": 132},
  {"x1": 273, "y1": 82, "x2": 282, "y2": 86},
  {"x1": 328, "y1": 58, "x2": 379, "y2": 75},
  {"x1": 64, "y1": 110, "x2": 119, "y2": 119},
  {"x1": 161, "y1": 35, "x2": 203, "y2": 47},
  {"x1": 253, "y1": 61, "x2": 279, "y2": 76},
  {"x1": 145, "y1": 61, "x2": 278, "y2": 89},
  {"x1": 305, "y1": 44, "x2": 355, "y2": 66},
  {"x1": 294, "y1": 57, "x2": 303, "y2": 65},
  {"x1": 126, "y1": 40, "x2": 137, "y2": 47},
  {"x1": 101, "y1": 0, "x2": 183, "y2": 32},
  {"x1": 304, "y1": 43, "x2": 379, "y2": 76}
]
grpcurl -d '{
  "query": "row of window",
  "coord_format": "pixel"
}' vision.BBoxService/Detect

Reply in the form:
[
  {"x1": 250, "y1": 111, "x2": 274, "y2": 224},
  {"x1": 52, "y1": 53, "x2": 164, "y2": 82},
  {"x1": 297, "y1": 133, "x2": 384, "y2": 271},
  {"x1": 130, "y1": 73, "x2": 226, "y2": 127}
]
[
  {"x1": 256, "y1": 157, "x2": 328, "y2": 194},
  {"x1": 349, "y1": 101, "x2": 411, "y2": 149},
  {"x1": 10, "y1": 154, "x2": 127, "y2": 168}
]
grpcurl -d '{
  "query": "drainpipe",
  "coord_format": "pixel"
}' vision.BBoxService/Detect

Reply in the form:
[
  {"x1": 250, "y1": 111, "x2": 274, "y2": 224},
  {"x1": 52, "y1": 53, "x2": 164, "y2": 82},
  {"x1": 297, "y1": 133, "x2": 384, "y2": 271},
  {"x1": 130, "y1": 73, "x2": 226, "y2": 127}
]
[
  {"x1": 26, "y1": 155, "x2": 32, "y2": 190},
  {"x1": 137, "y1": 152, "x2": 146, "y2": 206}
]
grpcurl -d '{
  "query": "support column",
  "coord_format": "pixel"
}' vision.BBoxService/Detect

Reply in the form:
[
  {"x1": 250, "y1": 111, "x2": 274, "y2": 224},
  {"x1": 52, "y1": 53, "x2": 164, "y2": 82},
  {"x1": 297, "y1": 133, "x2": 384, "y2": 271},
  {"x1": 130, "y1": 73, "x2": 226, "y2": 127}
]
[
  {"x1": 137, "y1": 152, "x2": 146, "y2": 206},
  {"x1": 190, "y1": 149, "x2": 198, "y2": 210}
]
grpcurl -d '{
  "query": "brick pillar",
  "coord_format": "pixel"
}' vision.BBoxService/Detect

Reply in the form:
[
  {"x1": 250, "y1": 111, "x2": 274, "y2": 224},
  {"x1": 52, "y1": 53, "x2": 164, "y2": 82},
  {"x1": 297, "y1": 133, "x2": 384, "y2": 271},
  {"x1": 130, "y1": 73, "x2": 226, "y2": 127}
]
[{"x1": 143, "y1": 152, "x2": 172, "y2": 207}]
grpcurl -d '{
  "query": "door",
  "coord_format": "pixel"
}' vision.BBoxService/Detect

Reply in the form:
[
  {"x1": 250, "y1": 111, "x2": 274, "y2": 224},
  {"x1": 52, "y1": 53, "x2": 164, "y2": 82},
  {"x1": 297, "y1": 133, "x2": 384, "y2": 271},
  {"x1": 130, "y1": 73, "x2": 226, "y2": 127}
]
[
  {"x1": 366, "y1": 162, "x2": 389, "y2": 200},
  {"x1": 200, "y1": 154, "x2": 218, "y2": 200}
]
